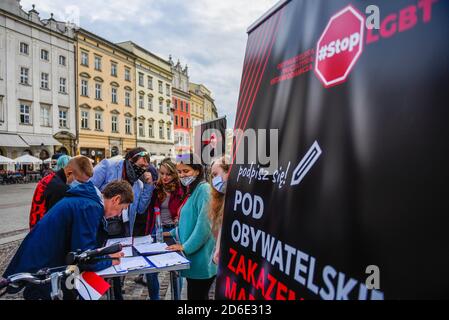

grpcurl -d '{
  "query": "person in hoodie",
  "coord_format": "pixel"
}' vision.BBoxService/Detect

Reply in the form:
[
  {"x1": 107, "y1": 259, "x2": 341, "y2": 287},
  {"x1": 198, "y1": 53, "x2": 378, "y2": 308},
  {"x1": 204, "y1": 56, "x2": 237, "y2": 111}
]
[{"x1": 2, "y1": 180, "x2": 134, "y2": 300}]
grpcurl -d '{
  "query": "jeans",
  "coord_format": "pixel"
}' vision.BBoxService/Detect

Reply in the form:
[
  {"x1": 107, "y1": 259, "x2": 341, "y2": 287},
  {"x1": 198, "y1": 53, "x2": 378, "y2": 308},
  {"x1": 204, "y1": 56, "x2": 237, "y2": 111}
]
[{"x1": 146, "y1": 225, "x2": 182, "y2": 300}]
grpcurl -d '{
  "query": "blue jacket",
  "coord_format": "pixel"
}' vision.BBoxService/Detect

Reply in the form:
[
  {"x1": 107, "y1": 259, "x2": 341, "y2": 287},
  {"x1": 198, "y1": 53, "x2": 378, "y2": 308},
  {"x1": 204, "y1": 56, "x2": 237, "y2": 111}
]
[
  {"x1": 90, "y1": 159, "x2": 155, "y2": 236},
  {"x1": 3, "y1": 182, "x2": 111, "y2": 278}
]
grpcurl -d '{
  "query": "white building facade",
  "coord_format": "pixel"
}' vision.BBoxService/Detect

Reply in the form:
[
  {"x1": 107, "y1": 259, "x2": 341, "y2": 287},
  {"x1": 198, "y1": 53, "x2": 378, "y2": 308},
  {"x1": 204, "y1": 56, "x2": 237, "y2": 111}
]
[
  {"x1": 0, "y1": 0, "x2": 76, "y2": 161},
  {"x1": 117, "y1": 41, "x2": 175, "y2": 159}
]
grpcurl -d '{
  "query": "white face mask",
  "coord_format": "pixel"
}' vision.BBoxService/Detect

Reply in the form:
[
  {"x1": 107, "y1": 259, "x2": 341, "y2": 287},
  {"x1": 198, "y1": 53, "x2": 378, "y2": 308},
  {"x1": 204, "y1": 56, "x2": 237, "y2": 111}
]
[
  {"x1": 181, "y1": 175, "x2": 197, "y2": 187},
  {"x1": 212, "y1": 175, "x2": 227, "y2": 194}
]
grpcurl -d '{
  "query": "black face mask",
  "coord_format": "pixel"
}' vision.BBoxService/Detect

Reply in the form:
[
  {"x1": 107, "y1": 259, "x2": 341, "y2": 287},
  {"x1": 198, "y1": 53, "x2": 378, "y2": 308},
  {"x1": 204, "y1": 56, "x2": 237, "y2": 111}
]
[
  {"x1": 132, "y1": 163, "x2": 146, "y2": 179},
  {"x1": 125, "y1": 160, "x2": 146, "y2": 185}
]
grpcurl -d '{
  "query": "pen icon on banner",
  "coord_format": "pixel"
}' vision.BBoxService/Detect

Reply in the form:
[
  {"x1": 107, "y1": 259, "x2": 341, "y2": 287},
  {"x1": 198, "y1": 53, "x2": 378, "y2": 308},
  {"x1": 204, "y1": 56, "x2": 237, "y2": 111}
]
[{"x1": 290, "y1": 141, "x2": 322, "y2": 186}]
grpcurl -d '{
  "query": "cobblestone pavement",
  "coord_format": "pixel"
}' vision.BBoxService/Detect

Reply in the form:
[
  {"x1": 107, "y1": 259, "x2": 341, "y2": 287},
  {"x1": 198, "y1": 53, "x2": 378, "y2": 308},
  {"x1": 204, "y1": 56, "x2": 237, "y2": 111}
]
[
  {"x1": 0, "y1": 183, "x2": 215, "y2": 300},
  {"x1": 0, "y1": 237, "x2": 217, "y2": 300}
]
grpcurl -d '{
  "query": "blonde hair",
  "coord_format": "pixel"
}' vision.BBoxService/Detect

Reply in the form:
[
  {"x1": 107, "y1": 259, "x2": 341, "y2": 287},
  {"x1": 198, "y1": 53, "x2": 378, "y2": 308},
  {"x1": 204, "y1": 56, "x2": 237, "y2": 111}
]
[
  {"x1": 208, "y1": 156, "x2": 230, "y2": 237},
  {"x1": 157, "y1": 158, "x2": 179, "y2": 184}
]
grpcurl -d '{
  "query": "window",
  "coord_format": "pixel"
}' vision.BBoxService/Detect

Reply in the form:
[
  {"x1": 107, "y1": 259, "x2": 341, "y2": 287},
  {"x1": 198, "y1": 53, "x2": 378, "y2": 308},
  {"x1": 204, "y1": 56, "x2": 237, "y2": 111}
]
[
  {"x1": 181, "y1": 101, "x2": 184, "y2": 112},
  {"x1": 95, "y1": 83, "x2": 102, "y2": 100},
  {"x1": 40, "y1": 105, "x2": 51, "y2": 127},
  {"x1": 159, "y1": 100, "x2": 163, "y2": 113},
  {"x1": 125, "y1": 118, "x2": 132, "y2": 135},
  {"x1": 81, "y1": 80, "x2": 88, "y2": 96},
  {"x1": 175, "y1": 115, "x2": 178, "y2": 126},
  {"x1": 139, "y1": 95, "x2": 144, "y2": 109},
  {"x1": 111, "y1": 116, "x2": 118, "y2": 133},
  {"x1": 59, "y1": 78, "x2": 67, "y2": 93},
  {"x1": 111, "y1": 87, "x2": 117, "y2": 104},
  {"x1": 158, "y1": 81, "x2": 163, "y2": 94},
  {"x1": 94, "y1": 56, "x2": 102, "y2": 71},
  {"x1": 59, "y1": 108, "x2": 68, "y2": 128},
  {"x1": 166, "y1": 101, "x2": 171, "y2": 115},
  {"x1": 81, "y1": 111, "x2": 89, "y2": 129},
  {"x1": 95, "y1": 113, "x2": 103, "y2": 131},
  {"x1": 181, "y1": 117, "x2": 185, "y2": 127},
  {"x1": 41, "y1": 49, "x2": 49, "y2": 61},
  {"x1": 41, "y1": 73, "x2": 49, "y2": 89},
  {"x1": 149, "y1": 121, "x2": 154, "y2": 138},
  {"x1": 166, "y1": 84, "x2": 170, "y2": 96},
  {"x1": 167, "y1": 126, "x2": 171, "y2": 140},
  {"x1": 139, "y1": 73, "x2": 144, "y2": 87},
  {"x1": 20, "y1": 103, "x2": 31, "y2": 125},
  {"x1": 20, "y1": 42, "x2": 29, "y2": 55},
  {"x1": 125, "y1": 68, "x2": 131, "y2": 81},
  {"x1": 148, "y1": 96, "x2": 153, "y2": 111},
  {"x1": 186, "y1": 118, "x2": 189, "y2": 129},
  {"x1": 148, "y1": 76, "x2": 153, "y2": 90},
  {"x1": 111, "y1": 62, "x2": 118, "y2": 77},
  {"x1": 59, "y1": 55, "x2": 66, "y2": 66},
  {"x1": 139, "y1": 122, "x2": 145, "y2": 137},
  {"x1": 20, "y1": 67, "x2": 29, "y2": 85},
  {"x1": 81, "y1": 52, "x2": 89, "y2": 66},
  {"x1": 125, "y1": 91, "x2": 131, "y2": 107},
  {"x1": 159, "y1": 123, "x2": 164, "y2": 139},
  {"x1": 186, "y1": 103, "x2": 189, "y2": 113}
]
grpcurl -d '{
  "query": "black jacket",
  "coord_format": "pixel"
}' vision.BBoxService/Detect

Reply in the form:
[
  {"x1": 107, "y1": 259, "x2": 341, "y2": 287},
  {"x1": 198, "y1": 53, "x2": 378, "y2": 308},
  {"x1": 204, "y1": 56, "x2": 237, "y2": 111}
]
[{"x1": 29, "y1": 169, "x2": 69, "y2": 229}]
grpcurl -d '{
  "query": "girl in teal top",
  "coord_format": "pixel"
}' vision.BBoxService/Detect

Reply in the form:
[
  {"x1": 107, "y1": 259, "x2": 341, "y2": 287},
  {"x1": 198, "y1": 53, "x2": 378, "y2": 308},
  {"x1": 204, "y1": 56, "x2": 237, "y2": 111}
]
[{"x1": 167, "y1": 153, "x2": 217, "y2": 300}]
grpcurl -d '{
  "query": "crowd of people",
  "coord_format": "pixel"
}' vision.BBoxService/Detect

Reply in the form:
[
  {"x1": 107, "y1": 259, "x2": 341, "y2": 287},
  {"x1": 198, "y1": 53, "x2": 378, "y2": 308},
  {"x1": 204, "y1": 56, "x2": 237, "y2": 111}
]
[{"x1": 1, "y1": 147, "x2": 230, "y2": 301}]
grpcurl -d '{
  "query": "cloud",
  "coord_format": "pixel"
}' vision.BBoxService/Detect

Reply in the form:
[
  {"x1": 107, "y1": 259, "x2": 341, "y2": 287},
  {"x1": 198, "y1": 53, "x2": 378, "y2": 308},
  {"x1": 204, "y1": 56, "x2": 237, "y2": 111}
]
[{"x1": 20, "y1": 0, "x2": 278, "y2": 128}]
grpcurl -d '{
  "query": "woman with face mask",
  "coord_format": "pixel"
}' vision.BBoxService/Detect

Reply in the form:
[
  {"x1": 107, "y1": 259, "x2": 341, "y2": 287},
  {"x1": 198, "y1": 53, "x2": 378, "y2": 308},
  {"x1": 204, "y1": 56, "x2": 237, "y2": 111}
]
[
  {"x1": 208, "y1": 156, "x2": 230, "y2": 266},
  {"x1": 140, "y1": 158, "x2": 185, "y2": 300},
  {"x1": 165, "y1": 153, "x2": 217, "y2": 300}
]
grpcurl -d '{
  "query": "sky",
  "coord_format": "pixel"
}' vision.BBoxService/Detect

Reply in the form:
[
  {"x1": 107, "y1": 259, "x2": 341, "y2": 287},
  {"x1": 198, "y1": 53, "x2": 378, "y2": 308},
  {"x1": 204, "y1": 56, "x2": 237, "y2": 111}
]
[{"x1": 20, "y1": 0, "x2": 278, "y2": 128}]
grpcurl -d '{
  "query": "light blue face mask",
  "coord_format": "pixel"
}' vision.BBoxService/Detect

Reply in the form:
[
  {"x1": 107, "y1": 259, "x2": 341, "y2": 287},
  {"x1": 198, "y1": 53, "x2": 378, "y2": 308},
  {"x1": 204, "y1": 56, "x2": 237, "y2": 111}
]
[
  {"x1": 212, "y1": 175, "x2": 227, "y2": 194},
  {"x1": 181, "y1": 175, "x2": 197, "y2": 187},
  {"x1": 69, "y1": 180, "x2": 82, "y2": 189}
]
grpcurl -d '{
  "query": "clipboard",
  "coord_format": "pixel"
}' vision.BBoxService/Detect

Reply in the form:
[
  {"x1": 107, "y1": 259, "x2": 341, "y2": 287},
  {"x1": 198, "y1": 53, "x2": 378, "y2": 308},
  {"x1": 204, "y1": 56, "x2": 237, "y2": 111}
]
[{"x1": 147, "y1": 252, "x2": 190, "y2": 269}]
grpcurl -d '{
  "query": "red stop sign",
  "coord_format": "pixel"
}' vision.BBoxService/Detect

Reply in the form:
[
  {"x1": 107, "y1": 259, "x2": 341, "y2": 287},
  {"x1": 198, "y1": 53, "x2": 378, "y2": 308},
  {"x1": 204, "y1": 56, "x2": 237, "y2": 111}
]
[{"x1": 315, "y1": 6, "x2": 365, "y2": 88}]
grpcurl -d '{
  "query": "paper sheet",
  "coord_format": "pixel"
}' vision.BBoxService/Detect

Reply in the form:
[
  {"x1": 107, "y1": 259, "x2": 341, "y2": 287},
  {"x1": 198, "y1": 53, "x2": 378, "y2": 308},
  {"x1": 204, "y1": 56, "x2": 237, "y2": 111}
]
[
  {"x1": 114, "y1": 256, "x2": 151, "y2": 273},
  {"x1": 134, "y1": 242, "x2": 170, "y2": 255},
  {"x1": 105, "y1": 237, "x2": 133, "y2": 247},
  {"x1": 121, "y1": 246, "x2": 133, "y2": 257},
  {"x1": 147, "y1": 252, "x2": 190, "y2": 268},
  {"x1": 133, "y1": 235, "x2": 154, "y2": 246},
  {"x1": 96, "y1": 265, "x2": 117, "y2": 277}
]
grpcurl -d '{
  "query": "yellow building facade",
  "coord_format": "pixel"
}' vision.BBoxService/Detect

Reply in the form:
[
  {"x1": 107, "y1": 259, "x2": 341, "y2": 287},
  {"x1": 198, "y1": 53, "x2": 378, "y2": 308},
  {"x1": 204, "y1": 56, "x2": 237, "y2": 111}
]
[{"x1": 75, "y1": 29, "x2": 137, "y2": 163}]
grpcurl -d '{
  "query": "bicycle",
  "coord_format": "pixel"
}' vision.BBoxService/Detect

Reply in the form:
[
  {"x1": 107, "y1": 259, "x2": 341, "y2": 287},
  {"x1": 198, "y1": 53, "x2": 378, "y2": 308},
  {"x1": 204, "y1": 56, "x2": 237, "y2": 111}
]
[{"x1": 0, "y1": 243, "x2": 122, "y2": 300}]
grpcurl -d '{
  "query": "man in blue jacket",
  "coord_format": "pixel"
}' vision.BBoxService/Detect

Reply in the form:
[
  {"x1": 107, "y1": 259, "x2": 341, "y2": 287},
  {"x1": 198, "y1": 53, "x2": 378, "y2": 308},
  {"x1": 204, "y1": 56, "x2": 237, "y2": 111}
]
[
  {"x1": 2, "y1": 180, "x2": 134, "y2": 300},
  {"x1": 90, "y1": 147, "x2": 156, "y2": 237}
]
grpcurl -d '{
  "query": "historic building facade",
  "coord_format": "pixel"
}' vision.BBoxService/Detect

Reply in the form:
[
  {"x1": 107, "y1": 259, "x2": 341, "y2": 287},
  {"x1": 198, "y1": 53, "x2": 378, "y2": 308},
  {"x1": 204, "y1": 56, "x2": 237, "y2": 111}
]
[
  {"x1": 189, "y1": 83, "x2": 219, "y2": 152},
  {"x1": 0, "y1": 0, "x2": 76, "y2": 160},
  {"x1": 117, "y1": 41, "x2": 174, "y2": 158},
  {"x1": 170, "y1": 57, "x2": 191, "y2": 155},
  {"x1": 75, "y1": 29, "x2": 137, "y2": 163}
]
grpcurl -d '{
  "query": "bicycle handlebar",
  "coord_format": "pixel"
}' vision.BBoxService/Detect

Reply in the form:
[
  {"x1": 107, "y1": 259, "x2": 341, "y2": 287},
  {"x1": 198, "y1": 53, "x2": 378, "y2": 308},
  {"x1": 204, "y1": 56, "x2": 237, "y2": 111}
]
[
  {"x1": 66, "y1": 243, "x2": 122, "y2": 265},
  {"x1": 0, "y1": 243, "x2": 123, "y2": 293}
]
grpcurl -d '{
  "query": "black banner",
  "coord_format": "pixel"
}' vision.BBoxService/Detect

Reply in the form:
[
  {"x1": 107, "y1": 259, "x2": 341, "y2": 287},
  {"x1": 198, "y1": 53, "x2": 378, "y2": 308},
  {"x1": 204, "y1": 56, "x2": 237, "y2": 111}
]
[
  {"x1": 216, "y1": 0, "x2": 449, "y2": 300},
  {"x1": 195, "y1": 116, "x2": 227, "y2": 164}
]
